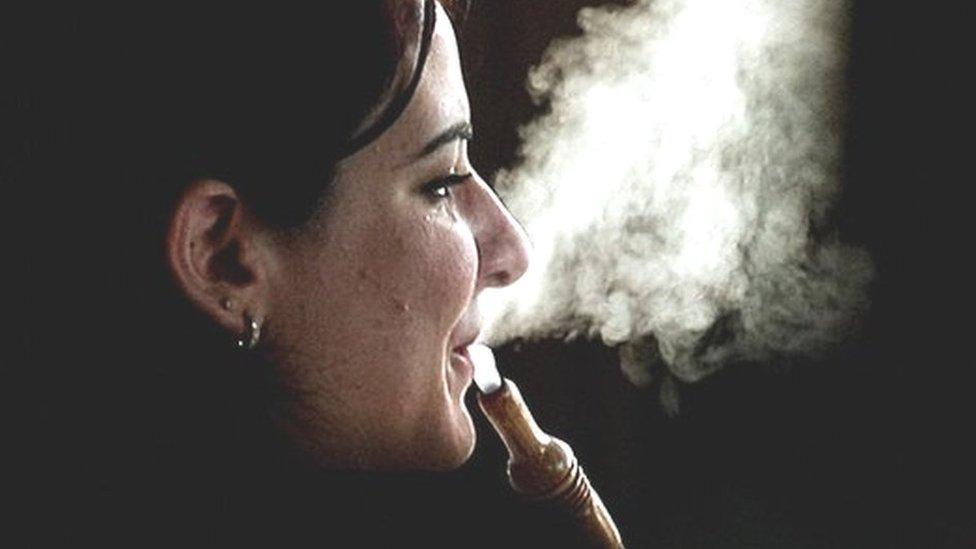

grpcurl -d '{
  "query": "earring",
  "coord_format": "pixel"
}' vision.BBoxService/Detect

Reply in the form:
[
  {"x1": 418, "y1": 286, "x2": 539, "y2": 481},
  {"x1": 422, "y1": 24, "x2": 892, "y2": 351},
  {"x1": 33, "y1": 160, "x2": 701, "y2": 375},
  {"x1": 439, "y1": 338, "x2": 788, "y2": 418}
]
[
  {"x1": 237, "y1": 312, "x2": 262, "y2": 350},
  {"x1": 220, "y1": 297, "x2": 233, "y2": 310}
]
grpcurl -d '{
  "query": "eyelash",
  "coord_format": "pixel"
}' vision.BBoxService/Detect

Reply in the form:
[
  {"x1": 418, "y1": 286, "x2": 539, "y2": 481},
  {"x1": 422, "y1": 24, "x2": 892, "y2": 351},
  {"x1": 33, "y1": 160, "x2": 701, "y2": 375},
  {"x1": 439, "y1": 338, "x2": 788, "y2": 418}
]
[{"x1": 423, "y1": 172, "x2": 472, "y2": 200}]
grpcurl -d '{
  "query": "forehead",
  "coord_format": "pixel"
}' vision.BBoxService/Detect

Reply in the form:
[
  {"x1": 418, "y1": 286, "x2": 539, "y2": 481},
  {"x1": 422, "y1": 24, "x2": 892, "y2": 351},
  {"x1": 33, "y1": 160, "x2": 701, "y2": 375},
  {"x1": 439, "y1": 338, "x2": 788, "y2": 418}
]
[{"x1": 358, "y1": 1, "x2": 470, "y2": 168}]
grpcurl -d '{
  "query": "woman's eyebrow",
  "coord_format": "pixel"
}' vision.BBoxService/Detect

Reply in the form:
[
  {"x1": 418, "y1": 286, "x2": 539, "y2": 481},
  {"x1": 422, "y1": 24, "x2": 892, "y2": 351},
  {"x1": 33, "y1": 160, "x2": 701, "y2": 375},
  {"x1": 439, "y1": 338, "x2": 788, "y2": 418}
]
[{"x1": 416, "y1": 121, "x2": 473, "y2": 159}]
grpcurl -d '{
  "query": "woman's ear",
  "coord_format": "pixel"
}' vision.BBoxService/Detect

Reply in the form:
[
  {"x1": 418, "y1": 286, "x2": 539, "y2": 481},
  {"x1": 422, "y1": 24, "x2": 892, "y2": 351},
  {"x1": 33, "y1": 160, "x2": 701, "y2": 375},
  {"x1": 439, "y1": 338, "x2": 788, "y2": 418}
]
[{"x1": 165, "y1": 179, "x2": 272, "y2": 335}]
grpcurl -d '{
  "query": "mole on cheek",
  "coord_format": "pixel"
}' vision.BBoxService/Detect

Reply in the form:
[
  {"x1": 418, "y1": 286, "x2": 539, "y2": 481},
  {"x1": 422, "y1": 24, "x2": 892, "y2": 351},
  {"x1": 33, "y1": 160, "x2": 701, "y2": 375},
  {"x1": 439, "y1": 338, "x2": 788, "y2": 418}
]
[{"x1": 356, "y1": 267, "x2": 385, "y2": 294}]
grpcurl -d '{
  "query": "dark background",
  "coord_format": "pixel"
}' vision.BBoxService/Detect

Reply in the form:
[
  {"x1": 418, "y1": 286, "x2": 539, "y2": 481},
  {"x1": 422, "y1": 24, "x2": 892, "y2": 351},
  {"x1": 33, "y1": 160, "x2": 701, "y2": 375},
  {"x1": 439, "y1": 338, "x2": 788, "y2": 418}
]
[{"x1": 12, "y1": 1, "x2": 970, "y2": 547}]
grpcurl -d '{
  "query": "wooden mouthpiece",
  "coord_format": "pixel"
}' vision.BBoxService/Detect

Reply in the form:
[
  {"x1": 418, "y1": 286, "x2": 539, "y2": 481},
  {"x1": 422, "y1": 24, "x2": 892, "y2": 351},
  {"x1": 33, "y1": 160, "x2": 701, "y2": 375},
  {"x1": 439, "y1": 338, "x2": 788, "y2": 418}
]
[{"x1": 477, "y1": 379, "x2": 625, "y2": 549}]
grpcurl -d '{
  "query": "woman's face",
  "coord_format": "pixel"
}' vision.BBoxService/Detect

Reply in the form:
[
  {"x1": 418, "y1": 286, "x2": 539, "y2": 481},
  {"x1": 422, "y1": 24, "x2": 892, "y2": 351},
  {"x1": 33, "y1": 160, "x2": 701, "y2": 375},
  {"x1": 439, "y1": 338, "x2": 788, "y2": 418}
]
[{"x1": 263, "y1": 3, "x2": 530, "y2": 470}]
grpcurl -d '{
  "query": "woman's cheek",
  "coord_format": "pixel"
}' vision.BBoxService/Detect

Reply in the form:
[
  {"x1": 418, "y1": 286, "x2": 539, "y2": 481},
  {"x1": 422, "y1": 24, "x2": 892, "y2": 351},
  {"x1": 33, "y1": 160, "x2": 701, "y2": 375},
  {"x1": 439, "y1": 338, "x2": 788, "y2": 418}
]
[{"x1": 434, "y1": 211, "x2": 478, "y2": 301}]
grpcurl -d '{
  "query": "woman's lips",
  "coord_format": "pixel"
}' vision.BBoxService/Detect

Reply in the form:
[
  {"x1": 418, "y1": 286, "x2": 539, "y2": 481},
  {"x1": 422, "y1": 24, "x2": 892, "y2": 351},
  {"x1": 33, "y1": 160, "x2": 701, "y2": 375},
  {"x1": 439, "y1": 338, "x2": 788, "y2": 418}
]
[{"x1": 449, "y1": 345, "x2": 475, "y2": 385}]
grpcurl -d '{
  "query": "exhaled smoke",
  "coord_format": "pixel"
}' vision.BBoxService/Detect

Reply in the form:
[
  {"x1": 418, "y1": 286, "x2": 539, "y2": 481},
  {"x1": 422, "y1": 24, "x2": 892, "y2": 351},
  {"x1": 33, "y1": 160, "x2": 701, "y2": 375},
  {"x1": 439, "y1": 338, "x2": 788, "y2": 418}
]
[{"x1": 481, "y1": 0, "x2": 874, "y2": 390}]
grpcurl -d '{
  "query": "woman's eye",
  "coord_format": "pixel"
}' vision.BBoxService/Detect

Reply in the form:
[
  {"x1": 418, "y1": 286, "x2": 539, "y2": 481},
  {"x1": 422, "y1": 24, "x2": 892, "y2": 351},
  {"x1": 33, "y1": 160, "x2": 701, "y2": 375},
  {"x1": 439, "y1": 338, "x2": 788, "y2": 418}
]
[{"x1": 423, "y1": 173, "x2": 472, "y2": 200}]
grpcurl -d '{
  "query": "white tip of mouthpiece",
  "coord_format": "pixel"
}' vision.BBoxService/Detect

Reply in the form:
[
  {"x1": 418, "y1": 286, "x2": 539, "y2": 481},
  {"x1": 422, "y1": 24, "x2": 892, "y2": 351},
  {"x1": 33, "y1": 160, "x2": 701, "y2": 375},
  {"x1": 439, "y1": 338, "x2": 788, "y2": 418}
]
[{"x1": 468, "y1": 344, "x2": 502, "y2": 394}]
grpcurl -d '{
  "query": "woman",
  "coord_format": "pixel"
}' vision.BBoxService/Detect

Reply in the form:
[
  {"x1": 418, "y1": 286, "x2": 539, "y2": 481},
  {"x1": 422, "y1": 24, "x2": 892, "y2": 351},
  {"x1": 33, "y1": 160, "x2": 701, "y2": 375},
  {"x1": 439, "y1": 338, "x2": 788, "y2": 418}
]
[
  {"x1": 17, "y1": 1, "x2": 547, "y2": 545},
  {"x1": 162, "y1": 0, "x2": 529, "y2": 472}
]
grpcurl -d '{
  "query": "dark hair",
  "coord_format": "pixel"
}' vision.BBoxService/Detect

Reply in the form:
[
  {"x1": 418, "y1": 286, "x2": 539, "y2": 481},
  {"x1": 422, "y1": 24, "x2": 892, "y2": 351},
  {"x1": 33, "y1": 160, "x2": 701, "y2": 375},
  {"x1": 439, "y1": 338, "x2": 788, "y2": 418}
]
[
  {"x1": 12, "y1": 1, "x2": 472, "y2": 532},
  {"x1": 128, "y1": 1, "x2": 459, "y2": 229}
]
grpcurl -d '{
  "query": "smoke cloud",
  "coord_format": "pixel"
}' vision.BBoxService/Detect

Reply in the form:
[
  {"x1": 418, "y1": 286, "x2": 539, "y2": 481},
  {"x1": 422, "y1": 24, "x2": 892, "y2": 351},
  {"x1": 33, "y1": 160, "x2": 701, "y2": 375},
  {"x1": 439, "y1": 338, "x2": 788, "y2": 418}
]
[{"x1": 481, "y1": 0, "x2": 874, "y2": 389}]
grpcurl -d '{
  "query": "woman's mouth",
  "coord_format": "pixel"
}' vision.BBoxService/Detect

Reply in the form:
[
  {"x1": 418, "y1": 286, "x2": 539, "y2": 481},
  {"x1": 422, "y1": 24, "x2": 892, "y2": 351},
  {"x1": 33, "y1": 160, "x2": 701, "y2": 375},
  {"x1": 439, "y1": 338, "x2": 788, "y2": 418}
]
[
  {"x1": 447, "y1": 314, "x2": 481, "y2": 392},
  {"x1": 449, "y1": 345, "x2": 475, "y2": 386}
]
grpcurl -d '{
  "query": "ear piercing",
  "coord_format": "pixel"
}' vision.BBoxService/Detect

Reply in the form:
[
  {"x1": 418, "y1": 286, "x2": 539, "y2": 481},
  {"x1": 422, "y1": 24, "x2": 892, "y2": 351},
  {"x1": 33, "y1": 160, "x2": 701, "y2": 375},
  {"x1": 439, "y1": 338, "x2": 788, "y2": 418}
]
[
  {"x1": 237, "y1": 312, "x2": 262, "y2": 350},
  {"x1": 221, "y1": 298, "x2": 261, "y2": 350}
]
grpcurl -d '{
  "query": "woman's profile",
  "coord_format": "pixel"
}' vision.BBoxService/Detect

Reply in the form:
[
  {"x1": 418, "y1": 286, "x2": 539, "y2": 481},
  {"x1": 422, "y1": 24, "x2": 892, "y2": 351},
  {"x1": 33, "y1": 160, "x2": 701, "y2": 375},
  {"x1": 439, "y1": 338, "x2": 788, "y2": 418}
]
[
  {"x1": 12, "y1": 1, "x2": 558, "y2": 546},
  {"x1": 160, "y1": 0, "x2": 529, "y2": 472}
]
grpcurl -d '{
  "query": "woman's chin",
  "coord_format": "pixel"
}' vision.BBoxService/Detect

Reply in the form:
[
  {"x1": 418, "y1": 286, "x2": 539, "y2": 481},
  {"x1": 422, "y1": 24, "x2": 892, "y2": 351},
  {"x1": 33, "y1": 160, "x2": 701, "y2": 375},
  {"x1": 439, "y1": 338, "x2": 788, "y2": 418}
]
[{"x1": 423, "y1": 402, "x2": 477, "y2": 471}]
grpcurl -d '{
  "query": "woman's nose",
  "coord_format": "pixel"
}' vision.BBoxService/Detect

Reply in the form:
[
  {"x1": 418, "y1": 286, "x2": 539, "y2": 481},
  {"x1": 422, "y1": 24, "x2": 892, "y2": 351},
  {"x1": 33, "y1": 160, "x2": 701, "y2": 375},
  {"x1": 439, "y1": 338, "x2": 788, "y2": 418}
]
[{"x1": 470, "y1": 172, "x2": 531, "y2": 290}]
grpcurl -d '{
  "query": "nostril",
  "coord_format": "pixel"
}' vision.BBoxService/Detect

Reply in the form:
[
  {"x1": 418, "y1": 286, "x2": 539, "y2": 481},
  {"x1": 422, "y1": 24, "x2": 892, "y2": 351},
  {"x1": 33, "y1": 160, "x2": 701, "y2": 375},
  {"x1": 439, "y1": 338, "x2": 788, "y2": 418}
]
[
  {"x1": 483, "y1": 222, "x2": 530, "y2": 289},
  {"x1": 491, "y1": 269, "x2": 514, "y2": 288}
]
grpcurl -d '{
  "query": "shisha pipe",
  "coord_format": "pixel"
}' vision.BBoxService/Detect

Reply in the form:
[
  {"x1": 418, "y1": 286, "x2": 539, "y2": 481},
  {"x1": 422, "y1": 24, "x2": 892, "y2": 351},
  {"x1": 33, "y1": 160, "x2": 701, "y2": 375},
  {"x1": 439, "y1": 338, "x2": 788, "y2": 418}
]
[{"x1": 469, "y1": 345, "x2": 625, "y2": 548}]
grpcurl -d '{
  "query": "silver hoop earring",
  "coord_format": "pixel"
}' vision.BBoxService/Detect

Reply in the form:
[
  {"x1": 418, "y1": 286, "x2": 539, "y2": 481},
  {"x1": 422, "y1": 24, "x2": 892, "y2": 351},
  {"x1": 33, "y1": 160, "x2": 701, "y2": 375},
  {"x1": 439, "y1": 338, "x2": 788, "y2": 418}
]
[{"x1": 237, "y1": 313, "x2": 262, "y2": 350}]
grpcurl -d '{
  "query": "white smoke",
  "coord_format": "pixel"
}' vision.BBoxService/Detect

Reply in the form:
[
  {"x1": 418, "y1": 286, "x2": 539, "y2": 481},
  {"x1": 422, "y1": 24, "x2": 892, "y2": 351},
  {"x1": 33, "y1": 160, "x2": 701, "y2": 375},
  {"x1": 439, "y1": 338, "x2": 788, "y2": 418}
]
[{"x1": 481, "y1": 0, "x2": 874, "y2": 388}]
